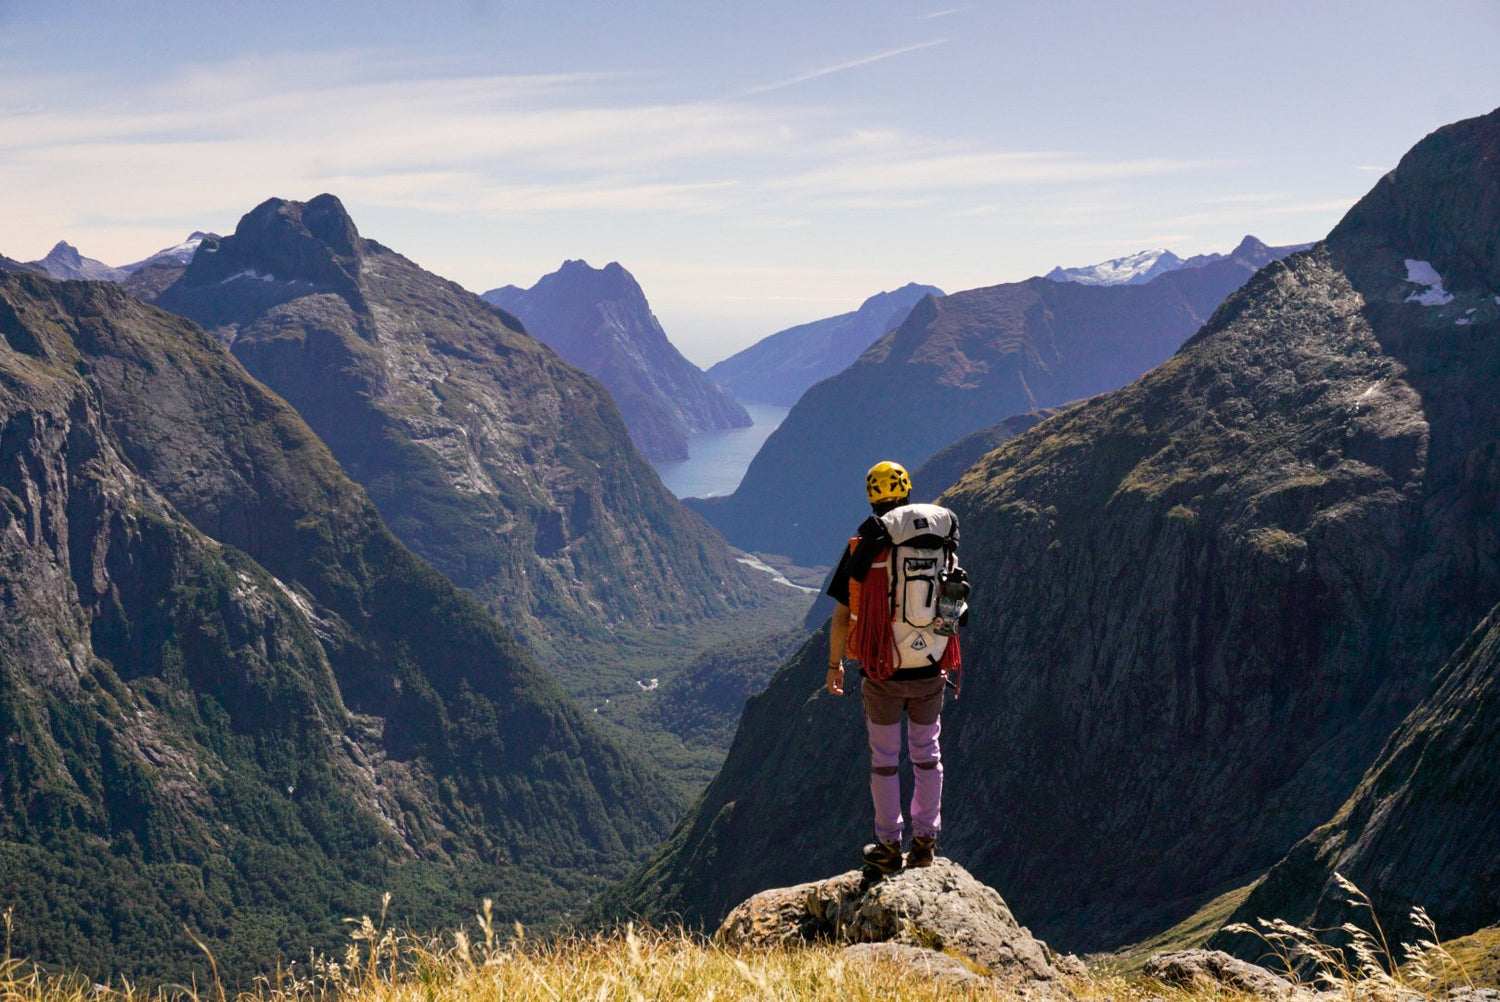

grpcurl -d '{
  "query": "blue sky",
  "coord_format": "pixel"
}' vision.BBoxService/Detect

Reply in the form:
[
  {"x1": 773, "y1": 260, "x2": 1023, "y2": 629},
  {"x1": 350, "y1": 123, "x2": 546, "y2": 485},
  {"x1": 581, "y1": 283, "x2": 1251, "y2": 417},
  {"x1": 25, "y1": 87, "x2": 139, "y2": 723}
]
[{"x1": 3, "y1": 1, "x2": 1498, "y2": 364}]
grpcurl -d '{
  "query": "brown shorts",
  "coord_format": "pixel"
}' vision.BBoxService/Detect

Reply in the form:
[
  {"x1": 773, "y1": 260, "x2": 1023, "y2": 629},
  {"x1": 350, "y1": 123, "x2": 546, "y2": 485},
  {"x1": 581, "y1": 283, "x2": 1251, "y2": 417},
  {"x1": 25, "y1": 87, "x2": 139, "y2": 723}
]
[{"x1": 861, "y1": 674, "x2": 945, "y2": 726}]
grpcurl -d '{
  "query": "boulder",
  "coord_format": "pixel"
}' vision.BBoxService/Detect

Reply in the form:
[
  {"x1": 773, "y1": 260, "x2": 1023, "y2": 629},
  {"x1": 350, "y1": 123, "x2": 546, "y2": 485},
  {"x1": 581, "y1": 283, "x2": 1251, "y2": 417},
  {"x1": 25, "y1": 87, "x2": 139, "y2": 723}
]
[
  {"x1": 716, "y1": 858, "x2": 1083, "y2": 983},
  {"x1": 1144, "y1": 949, "x2": 1300, "y2": 997}
]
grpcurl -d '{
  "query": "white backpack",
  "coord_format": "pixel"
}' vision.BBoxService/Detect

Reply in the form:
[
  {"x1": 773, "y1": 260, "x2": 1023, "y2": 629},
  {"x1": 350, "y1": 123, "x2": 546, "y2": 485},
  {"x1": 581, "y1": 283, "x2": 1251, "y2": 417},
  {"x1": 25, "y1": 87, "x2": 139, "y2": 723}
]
[{"x1": 877, "y1": 503, "x2": 959, "y2": 669}]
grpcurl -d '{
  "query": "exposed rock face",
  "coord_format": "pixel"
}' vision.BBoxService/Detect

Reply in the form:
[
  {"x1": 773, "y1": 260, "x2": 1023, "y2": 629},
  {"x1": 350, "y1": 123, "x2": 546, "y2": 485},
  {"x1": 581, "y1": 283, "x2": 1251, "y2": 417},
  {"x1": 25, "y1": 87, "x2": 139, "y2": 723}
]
[
  {"x1": 691, "y1": 237, "x2": 1301, "y2": 565},
  {"x1": 0, "y1": 271, "x2": 679, "y2": 982},
  {"x1": 715, "y1": 859, "x2": 1080, "y2": 983},
  {"x1": 484, "y1": 260, "x2": 750, "y2": 461},
  {"x1": 706, "y1": 283, "x2": 943, "y2": 407},
  {"x1": 153, "y1": 197, "x2": 763, "y2": 648},
  {"x1": 604, "y1": 108, "x2": 1500, "y2": 952},
  {"x1": 26, "y1": 240, "x2": 127, "y2": 282}
]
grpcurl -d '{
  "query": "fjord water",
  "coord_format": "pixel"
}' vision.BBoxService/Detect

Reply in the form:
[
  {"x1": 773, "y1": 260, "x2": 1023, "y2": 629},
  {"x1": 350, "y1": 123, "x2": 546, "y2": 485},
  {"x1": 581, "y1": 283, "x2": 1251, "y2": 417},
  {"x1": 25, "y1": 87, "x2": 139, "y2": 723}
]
[{"x1": 652, "y1": 402, "x2": 789, "y2": 498}]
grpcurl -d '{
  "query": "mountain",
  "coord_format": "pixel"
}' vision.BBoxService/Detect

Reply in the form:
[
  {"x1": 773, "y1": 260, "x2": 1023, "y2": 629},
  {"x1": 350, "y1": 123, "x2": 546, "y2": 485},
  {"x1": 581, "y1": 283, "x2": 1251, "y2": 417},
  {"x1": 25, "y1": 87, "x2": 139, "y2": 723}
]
[
  {"x1": 0, "y1": 252, "x2": 39, "y2": 273},
  {"x1": 0, "y1": 270, "x2": 679, "y2": 983},
  {"x1": 604, "y1": 108, "x2": 1500, "y2": 952},
  {"x1": 151, "y1": 197, "x2": 765, "y2": 657},
  {"x1": 1214, "y1": 601, "x2": 1500, "y2": 955},
  {"x1": 705, "y1": 283, "x2": 944, "y2": 407},
  {"x1": 1046, "y1": 239, "x2": 1313, "y2": 287},
  {"x1": 691, "y1": 236, "x2": 1300, "y2": 567},
  {"x1": 26, "y1": 240, "x2": 128, "y2": 281},
  {"x1": 483, "y1": 260, "x2": 750, "y2": 462},
  {"x1": 1045, "y1": 249, "x2": 1186, "y2": 286},
  {"x1": 118, "y1": 233, "x2": 216, "y2": 300},
  {"x1": 121, "y1": 232, "x2": 214, "y2": 271}
]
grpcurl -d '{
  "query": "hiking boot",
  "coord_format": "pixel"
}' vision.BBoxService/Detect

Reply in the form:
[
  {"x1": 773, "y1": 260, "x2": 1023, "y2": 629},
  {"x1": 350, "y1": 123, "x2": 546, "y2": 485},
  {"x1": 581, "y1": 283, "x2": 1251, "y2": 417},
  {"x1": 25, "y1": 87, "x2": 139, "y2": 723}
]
[
  {"x1": 861, "y1": 840, "x2": 904, "y2": 874},
  {"x1": 907, "y1": 835, "x2": 937, "y2": 868}
]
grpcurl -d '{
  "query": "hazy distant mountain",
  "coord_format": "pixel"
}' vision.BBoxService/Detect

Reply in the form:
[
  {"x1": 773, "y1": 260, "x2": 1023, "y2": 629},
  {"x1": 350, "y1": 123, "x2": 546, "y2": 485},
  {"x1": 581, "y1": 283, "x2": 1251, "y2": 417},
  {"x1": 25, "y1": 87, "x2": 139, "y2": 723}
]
[
  {"x1": 26, "y1": 241, "x2": 127, "y2": 282},
  {"x1": 153, "y1": 197, "x2": 766, "y2": 652},
  {"x1": 706, "y1": 283, "x2": 944, "y2": 406},
  {"x1": 691, "y1": 236, "x2": 1301, "y2": 566},
  {"x1": 120, "y1": 231, "x2": 214, "y2": 271},
  {"x1": 0, "y1": 252, "x2": 39, "y2": 273},
  {"x1": 1046, "y1": 239, "x2": 1313, "y2": 286},
  {"x1": 117, "y1": 233, "x2": 216, "y2": 299},
  {"x1": 484, "y1": 261, "x2": 750, "y2": 461},
  {"x1": 1045, "y1": 249, "x2": 1186, "y2": 285}
]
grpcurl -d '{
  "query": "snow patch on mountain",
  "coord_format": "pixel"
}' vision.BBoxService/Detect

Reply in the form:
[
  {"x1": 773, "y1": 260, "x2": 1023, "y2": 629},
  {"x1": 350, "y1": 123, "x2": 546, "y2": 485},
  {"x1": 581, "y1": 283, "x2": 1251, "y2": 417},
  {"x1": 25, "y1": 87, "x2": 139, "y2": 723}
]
[
  {"x1": 1404, "y1": 259, "x2": 1455, "y2": 306},
  {"x1": 1045, "y1": 248, "x2": 1186, "y2": 286}
]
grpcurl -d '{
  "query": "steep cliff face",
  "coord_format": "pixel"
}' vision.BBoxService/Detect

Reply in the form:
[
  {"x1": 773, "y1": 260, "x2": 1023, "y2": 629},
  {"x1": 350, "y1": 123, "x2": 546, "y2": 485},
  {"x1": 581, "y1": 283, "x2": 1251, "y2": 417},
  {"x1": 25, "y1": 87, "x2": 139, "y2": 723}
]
[
  {"x1": 691, "y1": 237, "x2": 1298, "y2": 566},
  {"x1": 0, "y1": 272, "x2": 679, "y2": 981},
  {"x1": 705, "y1": 283, "x2": 943, "y2": 407},
  {"x1": 153, "y1": 197, "x2": 763, "y2": 650},
  {"x1": 606, "y1": 108, "x2": 1500, "y2": 951},
  {"x1": 485, "y1": 260, "x2": 750, "y2": 461}
]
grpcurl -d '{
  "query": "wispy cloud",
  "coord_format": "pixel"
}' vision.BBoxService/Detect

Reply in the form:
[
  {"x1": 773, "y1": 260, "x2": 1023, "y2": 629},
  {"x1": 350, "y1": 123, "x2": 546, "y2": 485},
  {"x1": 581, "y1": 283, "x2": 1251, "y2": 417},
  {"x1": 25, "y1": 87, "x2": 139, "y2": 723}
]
[
  {"x1": 738, "y1": 39, "x2": 948, "y2": 96},
  {"x1": 916, "y1": 7, "x2": 968, "y2": 20}
]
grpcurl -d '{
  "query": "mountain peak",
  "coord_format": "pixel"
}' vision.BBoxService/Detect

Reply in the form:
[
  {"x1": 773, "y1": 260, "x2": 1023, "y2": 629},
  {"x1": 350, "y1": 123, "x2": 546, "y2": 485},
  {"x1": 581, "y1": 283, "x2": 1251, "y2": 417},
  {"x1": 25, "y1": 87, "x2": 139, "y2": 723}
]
[
  {"x1": 44, "y1": 240, "x2": 82, "y2": 264},
  {"x1": 27, "y1": 241, "x2": 125, "y2": 281},
  {"x1": 177, "y1": 193, "x2": 366, "y2": 298},
  {"x1": 1329, "y1": 104, "x2": 1500, "y2": 294}
]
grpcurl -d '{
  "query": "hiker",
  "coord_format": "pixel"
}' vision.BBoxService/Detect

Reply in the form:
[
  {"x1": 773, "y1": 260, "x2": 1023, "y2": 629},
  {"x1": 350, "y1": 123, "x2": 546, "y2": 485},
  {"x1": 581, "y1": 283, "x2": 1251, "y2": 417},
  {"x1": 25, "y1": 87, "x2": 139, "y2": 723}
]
[{"x1": 825, "y1": 460, "x2": 966, "y2": 873}]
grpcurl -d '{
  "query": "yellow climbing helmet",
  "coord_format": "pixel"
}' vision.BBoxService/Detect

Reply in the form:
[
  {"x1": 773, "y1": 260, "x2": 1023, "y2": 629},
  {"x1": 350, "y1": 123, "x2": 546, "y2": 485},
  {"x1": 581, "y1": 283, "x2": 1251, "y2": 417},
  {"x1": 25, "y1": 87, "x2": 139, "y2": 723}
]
[{"x1": 865, "y1": 461, "x2": 912, "y2": 505}]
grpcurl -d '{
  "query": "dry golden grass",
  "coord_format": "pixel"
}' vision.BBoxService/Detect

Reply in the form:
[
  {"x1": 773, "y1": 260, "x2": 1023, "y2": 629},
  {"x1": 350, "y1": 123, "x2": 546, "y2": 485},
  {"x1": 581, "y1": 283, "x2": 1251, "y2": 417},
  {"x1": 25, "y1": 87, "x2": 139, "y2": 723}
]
[{"x1": 3, "y1": 877, "x2": 1493, "y2": 1002}]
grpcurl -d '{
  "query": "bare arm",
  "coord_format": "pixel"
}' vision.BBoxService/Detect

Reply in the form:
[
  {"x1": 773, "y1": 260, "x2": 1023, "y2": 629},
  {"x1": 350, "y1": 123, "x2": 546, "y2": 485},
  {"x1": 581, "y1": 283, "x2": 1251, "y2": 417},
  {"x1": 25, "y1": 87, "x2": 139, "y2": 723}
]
[{"x1": 827, "y1": 603, "x2": 850, "y2": 695}]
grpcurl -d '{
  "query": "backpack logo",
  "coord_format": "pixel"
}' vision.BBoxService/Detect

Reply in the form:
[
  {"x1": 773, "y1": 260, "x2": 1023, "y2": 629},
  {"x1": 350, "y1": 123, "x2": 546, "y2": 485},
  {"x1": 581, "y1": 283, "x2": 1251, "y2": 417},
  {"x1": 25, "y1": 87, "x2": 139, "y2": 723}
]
[
  {"x1": 914, "y1": 516, "x2": 929, "y2": 529},
  {"x1": 910, "y1": 635, "x2": 928, "y2": 651}
]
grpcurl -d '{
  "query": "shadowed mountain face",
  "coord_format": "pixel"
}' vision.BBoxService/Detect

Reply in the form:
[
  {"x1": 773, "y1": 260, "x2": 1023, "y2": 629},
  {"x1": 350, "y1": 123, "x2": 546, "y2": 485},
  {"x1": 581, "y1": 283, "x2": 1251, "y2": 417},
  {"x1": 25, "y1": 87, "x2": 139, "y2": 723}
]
[
  {"x1": 705, "y1": 283, "x2": 944, "y2": 407},
  {"x1": 0, "y1": 272, "x2": 679, "y2": 983},
  {"x1": 1214, "y1": 602, "x2": 1500, "y2": 956},
  {"x1": 153, "y1": 197, "x2": 764, "y2": 650},
  {"x1": 484, "y1": 260, "x2": 750, "y2": 462},
  {"x1": 602, "y1": 108, "x2": 1500, "y2": 951},
  {"x1": 690, "y1": 236, "x2": 1297, "y2": 566}
]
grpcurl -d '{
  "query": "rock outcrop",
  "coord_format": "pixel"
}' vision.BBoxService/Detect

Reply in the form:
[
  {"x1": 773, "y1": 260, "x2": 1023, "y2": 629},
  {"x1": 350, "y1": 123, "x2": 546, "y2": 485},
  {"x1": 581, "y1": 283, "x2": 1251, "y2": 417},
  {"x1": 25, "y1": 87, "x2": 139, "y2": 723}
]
[
  {"x1": 1143, "y1": 950, "x2": 1301, "y2": 998},
  {"x1": 153, "y1": 197, "x2": 766, "y2": 652},
  {"x1": 706, "y1": 283, "x2": 943, "y2": 407},
  {"x1": 484, "y1": 260, "x2": 750, "y2": 461},
  {"x1": 716, "y1": 859, "x2": 1082, "y2": 985},
  {"x1": 603, "y1": 107, "x2": 1500, "y2": 953},
  {"x1": 691, "y1": 236, "x2": 1301, "y2": 566},
  {"x1": 0, "y1": 270, "x2": 680, "y2": 982}
]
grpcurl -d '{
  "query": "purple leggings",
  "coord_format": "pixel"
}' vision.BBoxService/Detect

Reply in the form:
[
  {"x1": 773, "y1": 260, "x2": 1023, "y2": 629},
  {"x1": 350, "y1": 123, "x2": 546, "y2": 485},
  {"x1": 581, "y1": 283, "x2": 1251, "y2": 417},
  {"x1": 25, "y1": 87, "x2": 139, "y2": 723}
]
[{"x1": 862, "y1": 675, "x2": 944, "y2": 845}]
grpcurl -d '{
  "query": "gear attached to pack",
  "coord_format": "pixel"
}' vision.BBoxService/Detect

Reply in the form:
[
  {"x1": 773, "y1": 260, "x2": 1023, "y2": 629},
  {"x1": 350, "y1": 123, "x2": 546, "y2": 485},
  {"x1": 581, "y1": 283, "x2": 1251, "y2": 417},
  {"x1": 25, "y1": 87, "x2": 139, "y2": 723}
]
[{"x1": 865, "y1": 461, "x2": 912, "y2": 505}]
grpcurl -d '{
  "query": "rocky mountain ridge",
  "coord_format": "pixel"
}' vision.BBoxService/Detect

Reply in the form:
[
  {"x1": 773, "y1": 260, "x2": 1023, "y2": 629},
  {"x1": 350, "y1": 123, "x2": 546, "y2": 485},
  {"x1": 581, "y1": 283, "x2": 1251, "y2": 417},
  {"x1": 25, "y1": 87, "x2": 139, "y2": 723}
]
[
  {"x1": 605, "y1": 107, "x2": 1500, "y2": 952},
  {"x1": 484, "y1": 260, "x2": 750, "y2": 462},
  {"x1": 705, "y1": 282, "x2": 943, "y2": 407}
]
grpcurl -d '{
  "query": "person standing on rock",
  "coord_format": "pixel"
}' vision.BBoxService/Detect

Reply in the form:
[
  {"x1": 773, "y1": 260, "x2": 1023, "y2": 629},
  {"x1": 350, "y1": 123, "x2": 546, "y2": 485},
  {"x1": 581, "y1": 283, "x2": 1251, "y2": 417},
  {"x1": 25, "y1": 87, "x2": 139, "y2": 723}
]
[{"x1": 826, "y1": 461, "x2": 966, "y2": 874}]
